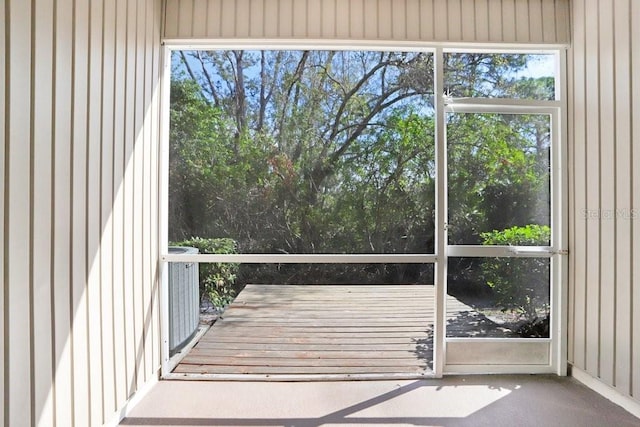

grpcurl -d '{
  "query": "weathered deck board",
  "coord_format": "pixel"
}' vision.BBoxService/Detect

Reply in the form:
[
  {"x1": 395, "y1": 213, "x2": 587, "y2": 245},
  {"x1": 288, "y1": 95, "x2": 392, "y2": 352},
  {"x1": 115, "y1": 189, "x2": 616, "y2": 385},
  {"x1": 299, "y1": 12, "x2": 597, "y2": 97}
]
[
  {"x1": 174, "y1": 284, "x2": 436, "y2": 378},
  {"x1": 173, "y1": 365, "x2": 427, "y2": 375}
]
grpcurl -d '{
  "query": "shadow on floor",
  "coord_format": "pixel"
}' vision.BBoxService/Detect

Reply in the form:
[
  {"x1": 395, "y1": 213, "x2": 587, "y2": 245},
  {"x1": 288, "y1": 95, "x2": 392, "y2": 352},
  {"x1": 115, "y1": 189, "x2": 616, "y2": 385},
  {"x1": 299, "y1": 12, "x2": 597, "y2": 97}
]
[{"x1": 120, "y1": 375, "x2": 639, "y2": 427}]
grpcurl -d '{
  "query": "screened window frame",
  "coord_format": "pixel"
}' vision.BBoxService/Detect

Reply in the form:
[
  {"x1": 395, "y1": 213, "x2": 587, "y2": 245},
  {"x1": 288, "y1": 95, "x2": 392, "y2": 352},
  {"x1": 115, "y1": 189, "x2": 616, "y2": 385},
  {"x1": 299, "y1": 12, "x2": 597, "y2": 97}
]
[{"x1": 158, "y1": 43, "x2": 568, "y2": 379}]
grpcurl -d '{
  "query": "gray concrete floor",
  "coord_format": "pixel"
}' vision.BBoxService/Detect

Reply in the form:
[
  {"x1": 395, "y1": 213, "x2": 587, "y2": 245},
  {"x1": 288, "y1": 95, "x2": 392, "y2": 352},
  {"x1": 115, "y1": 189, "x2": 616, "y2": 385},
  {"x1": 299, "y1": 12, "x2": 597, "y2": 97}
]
[{"x1": 121, "y1": 375, "x2": 640, "y2": 426}]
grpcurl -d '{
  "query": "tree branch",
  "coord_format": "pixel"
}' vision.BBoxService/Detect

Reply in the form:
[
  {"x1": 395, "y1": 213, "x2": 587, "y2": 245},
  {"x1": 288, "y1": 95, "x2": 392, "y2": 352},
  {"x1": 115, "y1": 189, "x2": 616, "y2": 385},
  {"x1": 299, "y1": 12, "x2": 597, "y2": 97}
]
[{"x1": 194, "y1": 51, "x2": 221, "y2": 107}]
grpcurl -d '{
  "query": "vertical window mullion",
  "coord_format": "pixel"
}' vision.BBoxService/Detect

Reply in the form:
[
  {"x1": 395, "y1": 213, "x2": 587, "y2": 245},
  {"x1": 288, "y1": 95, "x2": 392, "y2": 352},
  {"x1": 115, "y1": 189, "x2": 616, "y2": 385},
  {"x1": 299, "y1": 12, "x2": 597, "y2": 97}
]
[{"x1": 434, "y1": 47, "x2": 447, "y2": 378}]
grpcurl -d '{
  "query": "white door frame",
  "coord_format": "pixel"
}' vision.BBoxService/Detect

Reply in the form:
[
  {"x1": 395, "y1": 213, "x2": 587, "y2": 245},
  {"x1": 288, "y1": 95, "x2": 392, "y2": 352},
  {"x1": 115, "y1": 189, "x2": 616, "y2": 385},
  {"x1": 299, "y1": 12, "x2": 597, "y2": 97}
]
[{"x1": 443, "y1": 105, "x2": 565, "y2": 374}]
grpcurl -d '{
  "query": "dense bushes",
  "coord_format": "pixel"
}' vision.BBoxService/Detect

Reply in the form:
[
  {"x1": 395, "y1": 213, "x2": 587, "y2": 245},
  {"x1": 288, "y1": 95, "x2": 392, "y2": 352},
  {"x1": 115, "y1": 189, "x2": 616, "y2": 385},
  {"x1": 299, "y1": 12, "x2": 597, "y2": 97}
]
[
  {"x1": 480, "y1": 225, "x2": 550, "y2": 321},
  {"x1": 171, "y1": 237, "x2": 240, "y2": 308}
]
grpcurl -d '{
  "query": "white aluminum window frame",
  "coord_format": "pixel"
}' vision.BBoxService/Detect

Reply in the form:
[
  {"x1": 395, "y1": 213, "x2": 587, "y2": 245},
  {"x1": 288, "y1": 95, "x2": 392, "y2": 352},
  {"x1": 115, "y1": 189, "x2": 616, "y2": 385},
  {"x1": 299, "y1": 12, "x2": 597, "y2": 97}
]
[{"x1": 158, "y1": 43, "x2": 568, "y2": 379}]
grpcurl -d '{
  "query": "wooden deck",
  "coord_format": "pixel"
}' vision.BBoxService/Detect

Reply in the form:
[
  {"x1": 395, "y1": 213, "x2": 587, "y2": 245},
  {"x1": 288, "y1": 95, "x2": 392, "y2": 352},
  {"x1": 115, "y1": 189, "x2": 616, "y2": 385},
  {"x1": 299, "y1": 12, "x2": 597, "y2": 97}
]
[{"x1": 173, "y1": 284, "x2": 437, "y2": 379}]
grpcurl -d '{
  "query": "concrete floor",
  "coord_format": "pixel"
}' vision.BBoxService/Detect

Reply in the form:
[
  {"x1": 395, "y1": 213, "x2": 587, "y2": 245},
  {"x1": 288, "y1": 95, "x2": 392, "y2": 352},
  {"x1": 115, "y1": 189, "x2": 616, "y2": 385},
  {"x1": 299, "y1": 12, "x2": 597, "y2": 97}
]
[{"x1": 121, "y1": 375, "x2": 640, "y2": 426}]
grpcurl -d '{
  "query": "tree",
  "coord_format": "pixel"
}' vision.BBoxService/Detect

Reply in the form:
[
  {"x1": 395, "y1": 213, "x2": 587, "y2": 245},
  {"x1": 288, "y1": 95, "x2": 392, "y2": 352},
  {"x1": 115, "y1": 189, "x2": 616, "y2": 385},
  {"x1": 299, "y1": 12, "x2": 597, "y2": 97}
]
[
  {"x1": 172, "y1": 50, "x2": 437, "y2": 255},
  {"x1": 446, "y1": 112, "x2": 550, "y2": 245},
  {"x1": 169, "y1": 50, "x2": 554, "y2": 288}
]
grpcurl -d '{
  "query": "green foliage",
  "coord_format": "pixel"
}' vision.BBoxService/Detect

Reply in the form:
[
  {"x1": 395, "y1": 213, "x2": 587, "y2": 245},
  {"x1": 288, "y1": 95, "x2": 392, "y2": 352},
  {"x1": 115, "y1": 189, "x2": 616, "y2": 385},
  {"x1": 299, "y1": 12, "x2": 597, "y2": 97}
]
[
  {"x1": 172, "y1": 238, "x2": 239, "y2": 308},
  {"x1": 447, "y1": 113, "x2": 550, "y2": 244},
  {"x1": 480, "y1": 225, "x2": 551, "y2": 320},
  {"x1": 481, "y1": 224, "x2": 551, "y2": 246},
  {"x1": 169, "y1": 50, "x2": 555, "y2": 289}
]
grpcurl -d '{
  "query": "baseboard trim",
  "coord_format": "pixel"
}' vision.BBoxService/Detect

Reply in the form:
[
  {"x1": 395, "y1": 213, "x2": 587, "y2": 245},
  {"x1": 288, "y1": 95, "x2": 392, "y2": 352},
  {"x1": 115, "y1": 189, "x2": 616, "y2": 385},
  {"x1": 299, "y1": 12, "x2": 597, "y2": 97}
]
[
  {"x1": 571, "y1": 366, "x2": 640, "y2": 419},
  {"x1": 103, "y1": 370, "x2": 160, "y2": 427}
]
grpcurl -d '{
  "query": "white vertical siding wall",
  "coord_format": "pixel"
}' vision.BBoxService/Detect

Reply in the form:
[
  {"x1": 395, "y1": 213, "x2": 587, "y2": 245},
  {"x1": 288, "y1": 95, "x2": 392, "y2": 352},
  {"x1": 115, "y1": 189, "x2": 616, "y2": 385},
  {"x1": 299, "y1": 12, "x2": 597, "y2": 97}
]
[
  {"x1": 1, "y1": 0, "x2": 163, "y2": 426},
  {"x1": 163, "y1": 0, "x2": 570, "y2": 45},
  {"x1": 0, "y1": 0, "x2": 6, "y2": 425},
  {"x1": 568, "y1": 0, "x2": 640, "y2": 405}
]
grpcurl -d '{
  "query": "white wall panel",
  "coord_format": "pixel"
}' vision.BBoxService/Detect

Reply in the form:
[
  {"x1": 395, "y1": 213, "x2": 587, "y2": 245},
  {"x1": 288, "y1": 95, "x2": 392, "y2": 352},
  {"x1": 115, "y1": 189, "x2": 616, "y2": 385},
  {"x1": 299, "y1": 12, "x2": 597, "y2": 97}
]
[
  {"x1": 164, "y1": 0, "x2": 570, "y2": 45},
  {"x1": 541, "y1": 0, "x2": 556, "y2": 42},
  {"x1": 87, "y1": 0, "x2": 106, "y2": 421},
  {"x1": 1, "y1": 1, "x2": 163, "y2": 426},
  {"x1": 335, "y1": 0, "x2": 350, "y2": 39},
  {"x1": 473, "y1": 0, "x2": 489, "y2": 41},
  {"x1": 112, "y1": 0, "x2": 128, "y2": 409},
  {"x1": 178, "y1": 0, "x2": 194, "y2": 38},
  {"x1": 488, "y1": 0, "x2": 504, "y2": 42},
  {"x1": 527, "y1": 0, "x2": 543, "y2": 42},
  {"x1": 0, "y1": 0, "x2": 6, "y2": 425},
  {"x1": 134, "y1": 2, "x2": 150, "y2": 392},
  {"x1": 100, "y1": 0, "x2": 118, "y2": 415},
  {"x1": 597, "y1": 0, "x2": 616, "y2": 387},
  {"x1": 5, "y1": 1, "x2": 33, "y2": 426},
  {"x1": 71, "y1": 0, "x2": 91, "y2": 424},
  {"x1": 248, "y1": 0, "x2": 264, "y2": 38},
  {"x1": 435, "y1": 0, "x2": 449, "y2": 41},
  {"x1": 569, "y1": 0, "x2": 640, "y2": 406},
  {"x1": 447, "y1": 0, "x2": 463, "y2": 41},
  {"x1": 405, "y1": 0, "x2": 422, "y2": 40},
  {"x1": 631, "y1": 0, "x2": 640, "y2": 402},
  {"x1": 52, "y1": 0, "x2": 75, "y2": 422},
  {"x1": 613, "y1": 0, "x2": 632, "y2": 396},
  {"x1": 145, "y1": 0, "x2": 159, "y2": 382},
  {"x1": 32, "y1": 0, "x2": 55, "y2": 425},
  {"x1": 461, "y1": 0, "x2": 477, "y2": 41},
  {"x1": 125, "y1": 0, "x2": 136, "y2": 391},
  {"x1": 514, "y1": 0, "x2": 530, "y2": 42},
  {"x1": 192, "y1": 0, "x2": 209, "y2": 37},
  {"x1": 360, "y1": 0, "x2": 376, "y2": 40},
  {"x1": 164, "y1": 0, "x2": 180, "y2": 39},
  {"x1": 221, "y1": 0, "x2": 238, "y2": 37},
  {"x1": 583, "y1": 0, "x2": 600, "y2": 377}
]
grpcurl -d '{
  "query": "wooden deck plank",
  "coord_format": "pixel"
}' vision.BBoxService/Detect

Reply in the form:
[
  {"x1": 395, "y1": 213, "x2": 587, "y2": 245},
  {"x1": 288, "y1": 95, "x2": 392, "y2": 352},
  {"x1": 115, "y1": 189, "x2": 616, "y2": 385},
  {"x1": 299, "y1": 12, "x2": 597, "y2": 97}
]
[
  {"x1": 194, "y1": 342, "x2": 425, "y2": 351},
  {"x1": 224, "y1": 310, "x2": 434, "y2": 316},
  {"x1": 174, "y1": 284, "x2": 434, "y2": 378},
  {"x1": 198, "y1": 336, "x2": 428, "y2": 344},
  {"x1": 218, "y1": 320, "x2": 427, "y2": 330},
  {"x1": 208, "y1": 326, "x2": 431, "y2": 333},
  {"x1": 173, "y1": 365, "x2": 427, "y2": 375},
  {"x1": 230, "y1": 296, "x2": 433, "y2": 301},
  {"x1": 179, "y1": 356, "x2": 426, "y2": 368},
  {"x1": 220, "y1": 313, "x2": 434, "y2": 319},
  {"x1": 202, "y1": 328, "x2": 432, "y2": 335},
  {"x1": 199, "y1": 332, "x2": 430, "y2": 341},
  {"x1": 225, "y1": 306, "x2": 434, "y2": 311},
  {"x1": 186, "y1": 348, "x2": 422, "y2": 359}
]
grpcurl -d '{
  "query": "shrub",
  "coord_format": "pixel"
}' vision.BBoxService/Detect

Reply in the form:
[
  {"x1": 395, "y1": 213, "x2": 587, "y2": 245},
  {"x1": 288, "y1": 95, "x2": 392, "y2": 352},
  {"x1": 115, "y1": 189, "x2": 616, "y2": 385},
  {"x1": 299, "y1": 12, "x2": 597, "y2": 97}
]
[
  {"x1": 480, "y1": 225, "x2": 550, "y2": 321},
  {"x1": 171, "y1": 237, "x2": 240, "y2": 309}
]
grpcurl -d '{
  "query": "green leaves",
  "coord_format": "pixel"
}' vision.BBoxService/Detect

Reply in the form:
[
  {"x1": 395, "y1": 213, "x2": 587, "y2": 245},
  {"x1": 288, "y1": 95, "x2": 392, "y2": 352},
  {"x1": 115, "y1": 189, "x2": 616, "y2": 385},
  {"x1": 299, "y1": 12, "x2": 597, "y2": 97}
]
[
  {"x1": 480, "y1": 225, "x2": 551, "y2": 322},
  {"x1": 172, "y1": 238, "x2": 239, "y2": 309},
  {"x1": 480, "y1": 224, "x2": 551, "y2": 246}
]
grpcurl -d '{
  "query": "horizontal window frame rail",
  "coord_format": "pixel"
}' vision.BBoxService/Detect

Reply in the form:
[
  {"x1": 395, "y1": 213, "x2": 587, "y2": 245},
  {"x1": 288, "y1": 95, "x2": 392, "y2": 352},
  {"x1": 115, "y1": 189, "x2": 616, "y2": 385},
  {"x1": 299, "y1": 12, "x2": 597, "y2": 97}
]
[
  {"x1": 163, "y1": 40, "x2": 569, "y2": 52},
  {"x1": 445, "y1": 337, "x2": 553, "y2": 343},
  {"x1": 161, "y1": 253, "x2": 438, "y2": 264},
  {"x1": 447, "y1": 245, "x2": 559, "y2": 258},
  {"x1": 444, "y1": 98, "x2": 561, "y2": 109},
  {"x1": 444, "y1": 102, "x2": 560, "y2": 113}
]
